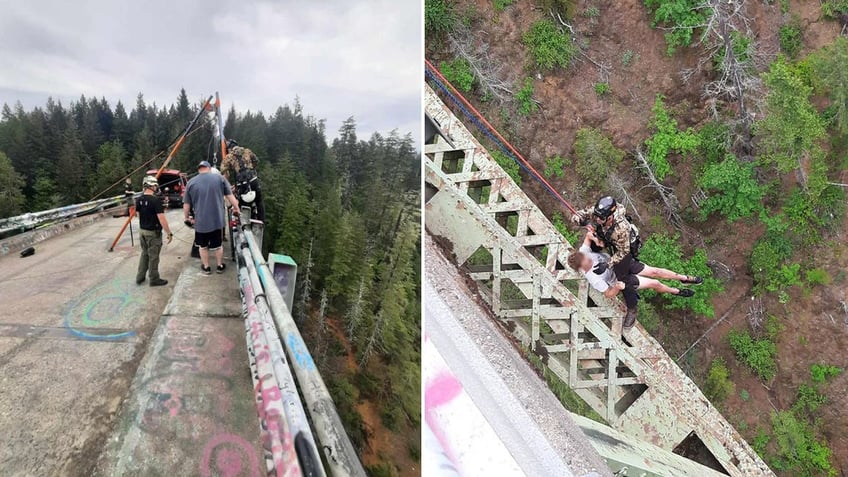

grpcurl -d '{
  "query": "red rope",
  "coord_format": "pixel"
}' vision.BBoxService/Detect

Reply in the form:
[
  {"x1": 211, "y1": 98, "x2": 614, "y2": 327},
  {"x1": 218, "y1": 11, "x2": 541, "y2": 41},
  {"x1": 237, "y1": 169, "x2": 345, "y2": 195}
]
[{"x1": 425, "y1": 58, "x2": 577, "y2": 215}]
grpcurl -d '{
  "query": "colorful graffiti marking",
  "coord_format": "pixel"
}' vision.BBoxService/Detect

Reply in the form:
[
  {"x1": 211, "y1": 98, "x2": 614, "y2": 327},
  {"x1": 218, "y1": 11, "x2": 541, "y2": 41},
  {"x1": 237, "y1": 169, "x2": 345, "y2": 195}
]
[
  {"x1": 286, "y1": 332, "x2": 315, "y2": 371},
  {"x1": 200, "y1": 433, "x2": 262, "y2": 477},
  {"x1": 63, "y1": 279, "x2": 141, "y2": 341}
]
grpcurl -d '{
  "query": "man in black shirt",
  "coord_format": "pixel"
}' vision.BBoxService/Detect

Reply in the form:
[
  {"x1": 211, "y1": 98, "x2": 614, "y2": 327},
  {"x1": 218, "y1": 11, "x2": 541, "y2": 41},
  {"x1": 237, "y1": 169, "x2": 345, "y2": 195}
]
[{"x1": 136, "y1": 175, "x2": 173, "y2": 286}]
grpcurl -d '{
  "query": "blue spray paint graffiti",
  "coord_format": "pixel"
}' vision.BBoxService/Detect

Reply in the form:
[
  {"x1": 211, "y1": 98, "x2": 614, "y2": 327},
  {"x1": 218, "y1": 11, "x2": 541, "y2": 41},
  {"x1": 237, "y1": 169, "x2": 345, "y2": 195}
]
[
  {"x1": 287, "y1": 332, "x2": 315, "y2": 371},
  {"x1": 63, "y1": 279, "x2": 141, "y2": 341}
]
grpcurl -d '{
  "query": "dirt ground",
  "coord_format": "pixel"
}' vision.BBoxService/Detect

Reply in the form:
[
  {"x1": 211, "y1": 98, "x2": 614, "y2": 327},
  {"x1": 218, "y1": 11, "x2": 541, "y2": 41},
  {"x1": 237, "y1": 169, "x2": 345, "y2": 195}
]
[{"x1": 428, "y1": 0, "x2": 848, "y2": 472}]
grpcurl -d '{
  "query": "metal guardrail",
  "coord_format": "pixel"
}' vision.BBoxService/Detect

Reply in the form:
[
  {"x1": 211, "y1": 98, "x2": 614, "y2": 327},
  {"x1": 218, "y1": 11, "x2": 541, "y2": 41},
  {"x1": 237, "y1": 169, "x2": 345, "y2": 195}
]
[
  {"x1": 234, "y1": 215, "x2": 366, "y2": 477},
  {"x1": 0, "y1": 195, "x2": 127, "y2": 239}
]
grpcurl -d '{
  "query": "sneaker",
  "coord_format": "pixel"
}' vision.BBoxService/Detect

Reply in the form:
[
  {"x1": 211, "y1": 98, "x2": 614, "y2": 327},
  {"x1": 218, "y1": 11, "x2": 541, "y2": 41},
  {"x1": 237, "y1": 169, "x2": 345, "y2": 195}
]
[
  {"x1": 676, "y1": 289, "x2": 695, "y2": 297},
  {"x1": 681, "y1": 275, "x2": 703, "y2": 285},
  {"x1": 216, "y1": 263, "x2": 226, "y2": 274},
  {"x1": 202, "y1": 265, "x2": 212, "y2": 275},
  {"x1": 623, "y1": 307, "x2": 638, "y2": 329},
  {"x1": 150, "y1": 278, "x2": 168, "y2": 287}
]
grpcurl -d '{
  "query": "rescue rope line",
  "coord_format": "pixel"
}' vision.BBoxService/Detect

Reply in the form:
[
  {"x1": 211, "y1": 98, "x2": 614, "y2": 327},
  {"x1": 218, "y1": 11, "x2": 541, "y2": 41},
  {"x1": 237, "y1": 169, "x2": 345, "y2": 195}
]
[{"x1": 425, "y1": 59, "x2": 577, "y2": 215}]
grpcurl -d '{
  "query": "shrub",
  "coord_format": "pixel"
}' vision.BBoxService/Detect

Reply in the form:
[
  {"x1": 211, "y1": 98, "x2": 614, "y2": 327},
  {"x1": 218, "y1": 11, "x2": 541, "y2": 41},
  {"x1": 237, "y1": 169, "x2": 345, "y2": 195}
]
[
  {"x1": 543, "y1": 154, "x2": 566, "y2": 178},
  {"x1": 622, "y1": 49, "x2": 636, "y2": 66},
  {"x1": 794, "y1": 384, "x2": 827, "y2": 414},
  {"x1": 769, "y1": 410, "x2": 836, "y2": 476},
  {"x1": 491, "y1": 150, "x2": 522, "y2": 185},
  {"x1": 779, "y1": 18, "x2": 803, "y2": 58},
  {"x1": 810, "y1": 363, "x2": 842, "y2": 383},
  {"x1": 582, "y1": 6, "x2": 600, "y2": 18},
  {"x1": 750, "y1": 221, "x2": 794, "y2": 294},
  {"x1": 645, "y1": 95, "x2": 700, "y2": 180},
  {"x1": 493, "y1": 0, "x2": 514, "y2": 12},
  {"x1": 697, "y1": 120, "x2": 730, "y2": 165},
  {"x1": 523, "y1": 19, "x2": 578, "y2": 70},
  {"x1": 728, "y1": 329, "x2": 777, "y2": 381},
  {"x1": 425, "y1": 0, "x2": 457, "y2": 38},
  {"x1": 822, "y1": 0, "x2": 848, "y2": 18},
  {"x1": 594, "y1": 82, "x2": 610, "y2": 96},
  {"x1": 572, "y1": 127, "x2": 625, "y2": 189},
  {"x1": 552, "y1": 212, "x2": 580, "y2": 245},
  {"x1": 440, "y1": 57, "x2": 474, "y2": 92},
  {"x1": 703, "y1": 358, "x2": 734, "y2": 404},
  {"x1": 805, "y1": 268, "x2": 832, "y2": 287},
  {"x1": 698, "y1": 156, "x2": 764, "y2": 222},
  {"x1": 638, "y1": 233, "x2": 723, "y2": 317},
  {"x1": 643, "y1": 0, "x2": 710, "y2": 55},
  {"x1": 516, "y1": 78, "x2": 538, "y2": 116}
]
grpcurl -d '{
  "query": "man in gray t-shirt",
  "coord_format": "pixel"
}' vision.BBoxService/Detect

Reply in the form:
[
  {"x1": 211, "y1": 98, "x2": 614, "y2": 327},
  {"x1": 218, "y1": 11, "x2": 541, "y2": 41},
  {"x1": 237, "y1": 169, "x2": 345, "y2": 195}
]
[{"x1": 184, "y1": 161, "x2": 241, "y2": 275}]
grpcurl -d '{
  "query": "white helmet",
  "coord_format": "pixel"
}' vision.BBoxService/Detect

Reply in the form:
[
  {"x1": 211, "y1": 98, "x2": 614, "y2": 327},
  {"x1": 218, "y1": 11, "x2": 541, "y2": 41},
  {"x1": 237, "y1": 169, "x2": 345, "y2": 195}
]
[
  {"x1": 142, "y1": 175, "x2": 158, "y2": 189},
  {"x1": 240, "y1": 190, "x2": 256, "y2": 203}
]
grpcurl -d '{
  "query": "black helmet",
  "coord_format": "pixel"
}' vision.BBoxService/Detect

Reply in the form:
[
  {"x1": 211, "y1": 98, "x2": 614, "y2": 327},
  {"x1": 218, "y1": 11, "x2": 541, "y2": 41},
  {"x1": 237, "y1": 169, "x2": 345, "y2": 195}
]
[
  {"x1": 226, "y1": 139, "x2": 238, "y2": 150},
  {"x1": 593, "y1": 196, "x2": 617, "y2": 220}
]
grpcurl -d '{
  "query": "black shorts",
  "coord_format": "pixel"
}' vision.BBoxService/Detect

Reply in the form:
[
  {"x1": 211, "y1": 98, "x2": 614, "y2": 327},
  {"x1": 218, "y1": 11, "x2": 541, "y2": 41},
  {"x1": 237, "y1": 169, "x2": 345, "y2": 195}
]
[
  {"x1": 613, "y1": 255, "x2": 646, "y2": 286},
  {"x1": 195, "y1": 230, "x2": 223, "y2": 250}
]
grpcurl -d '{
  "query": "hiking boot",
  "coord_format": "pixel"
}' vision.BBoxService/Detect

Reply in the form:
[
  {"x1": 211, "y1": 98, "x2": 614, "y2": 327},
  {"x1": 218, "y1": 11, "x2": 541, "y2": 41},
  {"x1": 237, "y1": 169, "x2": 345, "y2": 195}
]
[
  {"x1": 150, "y1": 278, "x2": 168, "y2": 287},
  {"x1": 623, "y1": 307, "x2": 638, "y2": 329},
  {"x1": 681, "y1": 275, "x2": 703, "y2": 285},
  {"x1": 202, "y1": 265, "x2": 212, "y2": 275},
  {"x1": 676, "y1": 289, "x2": 695, "y2": 297},
  {"x1": 216, "y1": 263, "x2": 226, "y2": 274}
]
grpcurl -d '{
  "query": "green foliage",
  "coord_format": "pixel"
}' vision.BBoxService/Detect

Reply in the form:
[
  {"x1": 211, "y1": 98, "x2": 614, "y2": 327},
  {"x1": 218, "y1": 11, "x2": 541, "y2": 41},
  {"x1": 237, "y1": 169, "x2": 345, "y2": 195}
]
[
  {"x1": 493, "y1": 0, "x2": 514, "y2": 12},
  {"x1": 728, "y1": 329, "x2": 777, "y2": 381},
  {"x1": 0, "y1": 151, "x2": 25, "y2": 218},
  {"x1": 32, "y1": 172, "x2": 61, "y2": 211},
  {"x1": 582, "y1": 6, "x2": 600, "y2": 17},
  {"x1": 808, "y1": 37, "x2": 848, "y2": 136},
  {"x1": 750, "y1": 230, "x2": 796, "y2": 294},
  {"x1": 697, "y1": 120, "x2": 731, "y2": 165},
  {"x1": 88, "y1": 140, "x2": 128, "y2": 197},
  {"x1": 645, "y1": 95, "x2": 701, "y2": 180},
  {"x1": 552, "y1": 211, "x2": 579, "y2": 245},
  {"x1": 638, "y1": 301, "x2": 661, "y2": 332},
  {"x1": 794, "y1": 384, "x2": 827, "y2": 414},
  {"x1": 805, "y1": 268, "x2": 832, "y2": 287},
  {"x1": 492, "y1": 149, "x2": 522, "y2": 185},
  {"x1": 822, "y1": 0, "x2": 848, "y2": 18},
  {"x1": 621, "y1": 49, "x2": 636, "y2": 66},
  {"x1": 643, "y1": 0, "x2": 710, "y2": 55},
  {"x1": 698, "y1": 156, "x2": 764, "y2": 222},
  {"x1": 704, "y1": 358, "x2": 735, "y2": 404},
  {"x1": 525, "y1": 349, "x2": 605, "y2": 422},
  {"x1": 757, "y1": 57, "x2": 827, "y2": 182},
  {"x1": 516, "y1": 78, "x2": 539, "y2": 116},
  {"x1": 714, "y1": 31, "x2": 753, "y2": 70},
  {"x1": 543, "y1": 154, "x2": 566, "y2": 178},
  {"x1": 572, "y1": 127, "x2": 625, "y2": 189},
  {"x1": 637, "y1": 233, "x2": 723, "y2": 316},
  {"x1": 810, "y1": 363, "x2": 842, "y2": 383},
  {"x1": 778, "y1": 17, "x2": 803, "y2": 58},
  {"x1": 425, "y1": 0, "x2": 457, "y2": 38},
  {"x1": 364, "y1": 462, "x2": 399, "y2": 477},
  {"x1": 768, "y1": 410, "x2": 836, "y2": 476},
  {"x1": 593, "y1": 82, "x2": 610, "y2": 96},
  {"x1": 740, "y1": 389, "x2": 751, "y2": 401},
  {"x1": 523, "y1": 19, "x2": 578, "y2": 70},
  {"x1": 440, "y1": 57, "x2": 475, "y2": 92}
]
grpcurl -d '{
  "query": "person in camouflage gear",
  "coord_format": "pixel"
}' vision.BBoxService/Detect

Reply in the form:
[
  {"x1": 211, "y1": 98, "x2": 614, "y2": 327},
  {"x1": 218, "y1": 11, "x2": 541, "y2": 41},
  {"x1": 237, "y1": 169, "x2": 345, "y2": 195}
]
[
  {"x1": 571, "y1": 196, "x2": 702, "y2": 328},
  {"x1": 221, "y1": 139, "x2": 265, "y2": 222}
]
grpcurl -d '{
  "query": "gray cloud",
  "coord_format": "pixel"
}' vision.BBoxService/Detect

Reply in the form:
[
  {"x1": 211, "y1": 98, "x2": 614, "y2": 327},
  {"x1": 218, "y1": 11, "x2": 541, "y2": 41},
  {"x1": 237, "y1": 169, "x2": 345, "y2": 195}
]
[{"x1": 0, "y1": 0, "x2": 421, "y2": 141}]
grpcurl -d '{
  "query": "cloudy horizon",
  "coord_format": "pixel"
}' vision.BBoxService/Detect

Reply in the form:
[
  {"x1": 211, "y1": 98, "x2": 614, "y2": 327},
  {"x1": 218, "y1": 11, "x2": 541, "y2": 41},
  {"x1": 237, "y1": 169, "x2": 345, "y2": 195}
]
[{"x1": 0, "y1": 0, "x2": 421, "y2": 141}]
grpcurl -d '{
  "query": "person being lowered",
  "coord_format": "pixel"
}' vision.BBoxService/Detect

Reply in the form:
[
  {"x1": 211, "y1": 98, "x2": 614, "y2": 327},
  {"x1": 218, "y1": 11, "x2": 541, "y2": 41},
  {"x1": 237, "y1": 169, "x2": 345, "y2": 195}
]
[
  {"x1": 567, "y1": 229, "x2": 697, "y2": 328},
  {"x1": 221, "y1": 139, "x2": 265, "y2": 222},
  {"x1": 570, "y1": 196, "x2": 702, "y2": 327},
  {"x1": 135, "y1": 175, "x2": 173, "y2": 287}
]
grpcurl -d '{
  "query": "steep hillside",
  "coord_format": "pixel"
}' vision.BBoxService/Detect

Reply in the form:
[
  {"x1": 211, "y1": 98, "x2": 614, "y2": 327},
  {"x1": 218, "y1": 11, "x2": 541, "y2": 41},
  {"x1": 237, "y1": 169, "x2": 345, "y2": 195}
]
[{"x1": 427, "y1": 0, "x2": 848, "y2": 474}]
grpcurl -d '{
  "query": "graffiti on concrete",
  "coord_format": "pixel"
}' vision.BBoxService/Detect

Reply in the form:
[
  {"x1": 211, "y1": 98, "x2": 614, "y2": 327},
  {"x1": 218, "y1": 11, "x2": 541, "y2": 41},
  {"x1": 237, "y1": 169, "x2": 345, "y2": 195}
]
[
  {"x1": 63, "y1": 279, "x2": 140, "y2": 341},
  {"x1": 200, "y1": 433, "x2": 262, "y2": 477},
  {"x1": 286, "y1": 332, "x2": 315, "y2": 371}
]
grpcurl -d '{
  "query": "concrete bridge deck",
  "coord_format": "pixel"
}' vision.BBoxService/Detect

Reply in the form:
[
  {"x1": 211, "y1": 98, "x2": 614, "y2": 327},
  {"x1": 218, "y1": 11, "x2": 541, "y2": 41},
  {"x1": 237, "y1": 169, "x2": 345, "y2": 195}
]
[{"x1": 0, "y1": 210, "x2": 260, "y2": 476}]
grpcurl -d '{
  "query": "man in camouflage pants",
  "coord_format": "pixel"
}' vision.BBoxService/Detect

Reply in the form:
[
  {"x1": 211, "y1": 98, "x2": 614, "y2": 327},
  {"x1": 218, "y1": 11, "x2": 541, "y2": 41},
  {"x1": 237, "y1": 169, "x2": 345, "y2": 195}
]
[
  {"x1": 571, "y1": 196, "x2": 701, "y2": 328},
  {"x1": 221, "y1": 139, "x2": 265, "y2": 222}
]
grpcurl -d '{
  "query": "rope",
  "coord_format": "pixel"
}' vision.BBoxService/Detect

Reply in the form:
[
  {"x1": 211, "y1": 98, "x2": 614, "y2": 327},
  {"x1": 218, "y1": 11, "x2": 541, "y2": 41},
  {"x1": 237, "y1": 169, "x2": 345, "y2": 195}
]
[{"x1": 424, "y1": 59, "x2": 577, "y2": 215}]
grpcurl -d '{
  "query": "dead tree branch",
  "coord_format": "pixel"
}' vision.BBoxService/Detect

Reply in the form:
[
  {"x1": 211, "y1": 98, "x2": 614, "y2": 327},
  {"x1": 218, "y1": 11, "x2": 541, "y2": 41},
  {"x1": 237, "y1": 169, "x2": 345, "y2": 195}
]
[
  {"x1": 447, "y1": 25, "x2": 515, "y2": 103},
  {"x1": 635, "y1": 149, "x2": 682, "y2": 228}
]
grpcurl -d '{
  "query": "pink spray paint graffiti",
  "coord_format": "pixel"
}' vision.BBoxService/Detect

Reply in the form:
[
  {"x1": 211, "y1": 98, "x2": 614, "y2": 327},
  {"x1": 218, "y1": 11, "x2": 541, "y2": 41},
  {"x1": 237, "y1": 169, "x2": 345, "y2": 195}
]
[
  {"x1": 424, "y1": 371, "x2": 463, "y2": 471},
  {"x1": 200, "y1": 433, "x2": 263, "y2": 477}
]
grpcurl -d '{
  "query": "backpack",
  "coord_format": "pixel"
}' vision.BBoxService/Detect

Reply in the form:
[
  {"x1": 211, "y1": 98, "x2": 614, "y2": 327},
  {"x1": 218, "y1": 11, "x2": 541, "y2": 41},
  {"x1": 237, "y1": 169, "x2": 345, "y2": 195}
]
[{"x1": 234, "y1": 152, "x2": 258, "y2": 196}]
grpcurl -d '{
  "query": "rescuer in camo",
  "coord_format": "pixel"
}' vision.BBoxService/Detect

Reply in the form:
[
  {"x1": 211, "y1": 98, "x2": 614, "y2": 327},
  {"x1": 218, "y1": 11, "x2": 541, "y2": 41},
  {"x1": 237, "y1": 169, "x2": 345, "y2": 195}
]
[
  {"x1": 571, "y1": 195, "x2": 702, "y2": 328},
  {"x1": 135, "y1": 175, "x2": 173, "y2": 287},
  {"x1": 221, "y1": 139, "x2": 265, "y2": 222}
]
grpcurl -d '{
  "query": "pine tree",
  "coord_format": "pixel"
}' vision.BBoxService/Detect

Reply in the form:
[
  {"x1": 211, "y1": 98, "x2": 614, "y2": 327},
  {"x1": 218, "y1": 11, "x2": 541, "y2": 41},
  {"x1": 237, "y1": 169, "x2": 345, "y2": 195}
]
[{"x1": 0, "y1": 151, "x2": 25, "y2": 218}]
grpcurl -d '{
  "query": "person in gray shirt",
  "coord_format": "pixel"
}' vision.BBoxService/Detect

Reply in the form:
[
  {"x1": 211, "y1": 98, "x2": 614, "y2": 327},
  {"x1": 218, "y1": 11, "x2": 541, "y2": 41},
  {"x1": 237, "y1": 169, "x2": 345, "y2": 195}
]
[{"x1": 184, "y1": 161, "x2": 240, "y2": 275}]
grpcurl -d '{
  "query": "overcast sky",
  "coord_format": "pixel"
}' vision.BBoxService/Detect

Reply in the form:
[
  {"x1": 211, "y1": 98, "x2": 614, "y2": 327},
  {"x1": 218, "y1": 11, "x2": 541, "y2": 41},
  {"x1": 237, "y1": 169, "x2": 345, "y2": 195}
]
[{"x1": 0, "y1": 0, "x2": 421, "y2": 142}]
